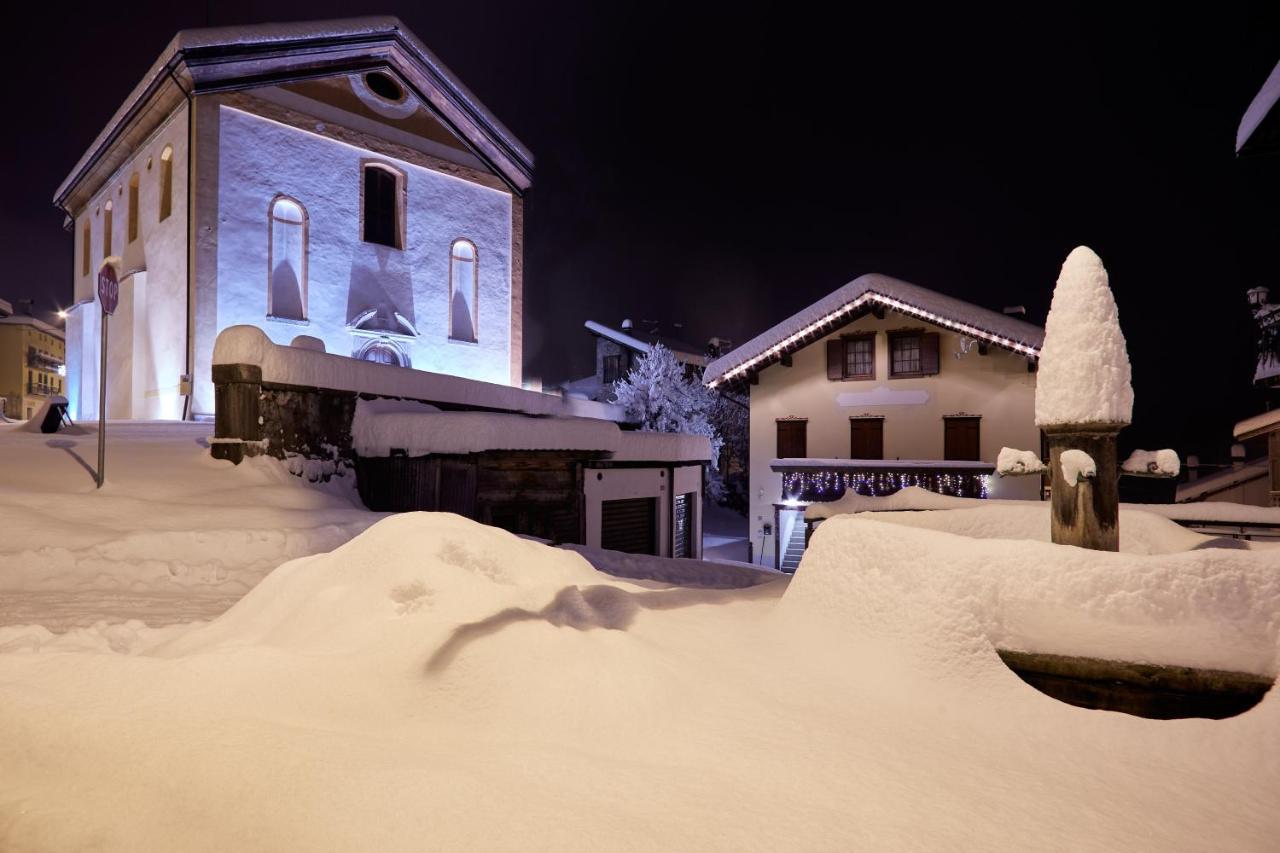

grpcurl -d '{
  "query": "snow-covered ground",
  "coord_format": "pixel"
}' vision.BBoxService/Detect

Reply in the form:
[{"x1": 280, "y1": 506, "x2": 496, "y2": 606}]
[
  {"x1": 0, "y1": 510, "x2": 1276, "y2": 850},
  {"x1": 0, "y1": 420, "x2": 382, "y2": 630}
]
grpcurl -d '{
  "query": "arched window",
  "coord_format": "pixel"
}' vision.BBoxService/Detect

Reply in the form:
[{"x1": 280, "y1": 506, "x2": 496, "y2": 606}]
[
  {"x1": 159, "y1": 146, "x2": 174, "y2": 221},
  {"x1": 103, "y1": 201, "x2": 113, "y2": 257},
  {"x1": 355, "y1": 338, "x2": 409, "y2": 367},
  {"x1": 127, "y1": 174, "x2": 140, "y2": 243},
  {"x1": 362, "y1": 163, "x2": 401, "y2": 248},
  {"x1": 449, "y1": 239, "x2": 478, "y2": 343},
  {"x1": 268, "y1": 196, "x2": 307, "y2": 321}
]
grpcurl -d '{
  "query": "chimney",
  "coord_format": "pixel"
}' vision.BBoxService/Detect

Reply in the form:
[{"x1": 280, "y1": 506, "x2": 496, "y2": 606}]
[
  {"x1": 1185, "y1": 453, "x2": 1199, "y2": 482},
  {"x1": 621, "y1": 318, "x2": 634, "y2": 331},
  {"x1": 1247, "y1": 286, "x2": 1270, "y2": 308},
  {"x1": 1231, "y1": 443, "x2": 1246, "y2": 470}
]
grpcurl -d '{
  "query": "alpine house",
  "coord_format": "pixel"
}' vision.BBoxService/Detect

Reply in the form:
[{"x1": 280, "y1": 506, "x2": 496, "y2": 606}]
[{"x1": 704, "y1": 273, "x2": 1045, "y2": 570}]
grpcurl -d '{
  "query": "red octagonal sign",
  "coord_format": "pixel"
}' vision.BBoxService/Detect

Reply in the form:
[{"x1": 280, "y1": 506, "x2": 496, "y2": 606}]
[{"x1": 97, "y1": 266, "x2": 119, "y2": 316}]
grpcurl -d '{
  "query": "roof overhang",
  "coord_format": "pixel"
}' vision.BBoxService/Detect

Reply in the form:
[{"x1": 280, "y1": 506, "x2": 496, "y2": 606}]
[
  {"x1": 1238, "y1": 59, "x2": 1280, "y2": 157},
  {"x1": 54, "y1": 17, "x2": 534, "y2": 214},
  {"x1": 705, "y1": 275, "x2": 1044, "y2": 389}
]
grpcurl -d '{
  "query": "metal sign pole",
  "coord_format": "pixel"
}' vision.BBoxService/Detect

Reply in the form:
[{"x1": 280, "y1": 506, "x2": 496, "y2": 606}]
[
  {"x1": 95, "y1": 265, "x2": 118, "y2": 489},
  {"x1": 97, "y1": 306, "x2": 108, "y2": 488}
]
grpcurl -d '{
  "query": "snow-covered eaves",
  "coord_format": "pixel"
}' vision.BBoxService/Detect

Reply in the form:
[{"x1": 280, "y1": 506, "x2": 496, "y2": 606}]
[
  {"x1": 1234, "y1": 408, "x2": 1280, "y2": 441},
  {"x1": 0, "y1": 315, "x2": 65, "y2": 339},
  {"x1": 705, "y1": 274, "x2": 1044, "y2": 387},
  {"x1": 770, "y1": 458, "x2": 996, "y2": 471},
  {"x1": 583, "y1": 321, "x2": 707, "y2": 366},
  {"x1": 351, "y1": 398, "x2": 711, "y2": 461},
  {"x1": 54, "y1": 16, "x2": 534, "y2": 213},
  {"x1": 1237, "y1": 59, "x2": 1280, "y2": 156},
  {"x1": 1175, "y1": 458, "x2": 1269, "y2": 504}
]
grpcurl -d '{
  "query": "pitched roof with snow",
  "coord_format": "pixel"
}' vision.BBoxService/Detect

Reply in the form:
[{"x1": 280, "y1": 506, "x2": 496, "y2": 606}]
[
  {"x1": 1238, "y1": 59, "x2": 1280, "y2": 156},
  {"x1": 1235, "y1": 408, "x2": 1280, "y2": 441},
  {"x1": 704, "y1": 273, "x2": 1044, "y2": 386},
  {"x1": 55, "y1": 17, "x2": 534, "y2": 212},
  {"x1": 584, "y1": 321, "x2": 707, "y2": 365}
]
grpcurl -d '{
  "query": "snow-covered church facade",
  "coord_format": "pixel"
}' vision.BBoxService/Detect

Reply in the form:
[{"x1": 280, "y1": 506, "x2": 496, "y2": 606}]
[
  {"x1": 705, "y1": 274, "x2": 1045, "y2": 569},
  {"x1": 54, "y1": 17, "x2": 531, "y2": 420}
]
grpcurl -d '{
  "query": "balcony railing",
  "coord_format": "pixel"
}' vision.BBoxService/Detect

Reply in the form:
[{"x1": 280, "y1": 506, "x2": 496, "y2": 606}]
[{"x1": 26, "y1": 382, "x2": 55, "y2": 397}]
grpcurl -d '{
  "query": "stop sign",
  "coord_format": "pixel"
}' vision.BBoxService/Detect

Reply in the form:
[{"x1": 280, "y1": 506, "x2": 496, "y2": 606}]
[{"x1": 97, "y1": 266, "x2": 119, "y2": 316}]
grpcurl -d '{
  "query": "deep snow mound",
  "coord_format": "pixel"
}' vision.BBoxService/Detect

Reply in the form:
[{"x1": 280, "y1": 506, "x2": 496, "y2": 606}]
[
  {"x1": 782, "y1": 515, "x2": 1280, "y2": 677},
  {"x1": 156, "y1": 512, "x2": 610, "y2": 656}
]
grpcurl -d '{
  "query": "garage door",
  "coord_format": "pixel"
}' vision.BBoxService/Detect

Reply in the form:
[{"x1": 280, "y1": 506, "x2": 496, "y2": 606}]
[{"x1": 601, "y1": 497, "x2": 657, "y2": 555}]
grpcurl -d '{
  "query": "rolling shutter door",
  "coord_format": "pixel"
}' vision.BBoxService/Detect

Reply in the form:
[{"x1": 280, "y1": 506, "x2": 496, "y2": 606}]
[
  {"x1": 601, "y1": 497, "x2": 657, "y2": 555},
  {"x1": 673, "y1": 492, "x2": 694, "y2": 559}
]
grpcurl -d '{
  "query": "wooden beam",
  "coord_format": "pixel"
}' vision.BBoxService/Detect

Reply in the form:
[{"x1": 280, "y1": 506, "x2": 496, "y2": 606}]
[
  {"x1": 870, "y1": 304, "x2": 886, "y2": 320},
  {"x1": 780, "y1": 353, "x2": 793, "y2": 367},
  {"x1": 1027, "y1": 359, "x2": 1038, "y2": 373},
  {"x1": 978, "y1": 342, "x2": 989, "y2": 356},
  {"x1": 748, "y1": 370, "x2": 759, "y2": 385}
]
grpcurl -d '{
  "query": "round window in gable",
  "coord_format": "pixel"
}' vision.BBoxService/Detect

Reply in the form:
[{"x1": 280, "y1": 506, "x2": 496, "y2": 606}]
[{"x1": 365, "y1": 72, "x2": 405, "y2": 103}]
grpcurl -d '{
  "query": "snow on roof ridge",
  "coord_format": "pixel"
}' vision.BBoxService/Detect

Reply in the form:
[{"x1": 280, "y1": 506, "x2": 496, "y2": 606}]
[
  {"x1": 55, "y1": 16, "x2": 532, "y2": 207},
  {"x1": 704, "y1": 273, "x2": 1044, "y2": 385},
  {"x1": 583, "y1": 320, "x2": 706, "y2": 363},
  {"x1": 1234, "y1": 408, "x2": 1280, "y2": 440},
  {"x1": 1237, "y1": 58, "x2": 1280, "y2": 154},
  {"x1": 0, "y1": 315, "x2": 65, "y2": 338}
]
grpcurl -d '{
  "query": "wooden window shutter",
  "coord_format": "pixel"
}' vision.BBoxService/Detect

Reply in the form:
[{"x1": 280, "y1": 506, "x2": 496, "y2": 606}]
[
  {"x1": 777, "y1": 420, "x2": 807, "y2": 458},
  {"x1": 826, "y1": 340, "x2": 844, "y2": 380},
  {"x1": 921, "y1": 332, "x2": 940, "y2": 375}
]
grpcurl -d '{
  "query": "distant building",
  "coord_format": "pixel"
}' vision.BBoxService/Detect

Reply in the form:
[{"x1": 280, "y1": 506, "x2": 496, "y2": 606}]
[
  {"x1": 0, "y1": 300, "x2": 66, "y2": 420},
  {"x1": 704, "y1": 274, "x2": 1044, "y2": 569},
  {"x1": 55, "y1": 17, "x2": 532, "y2": 422},
  {"x1": 561, "y1": 319, "x2": 711, "y2": 402}
]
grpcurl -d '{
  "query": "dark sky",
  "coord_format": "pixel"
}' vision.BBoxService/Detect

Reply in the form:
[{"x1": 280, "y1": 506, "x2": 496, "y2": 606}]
[{"x1": 4, "y1": 3, "x2": 1280, "y2": 460}]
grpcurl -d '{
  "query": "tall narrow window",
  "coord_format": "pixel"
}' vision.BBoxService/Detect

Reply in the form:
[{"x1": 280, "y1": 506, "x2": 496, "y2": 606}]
[
  {"x1": 159, "y1": 146, "x2": 173, "y2": 221},
  {"x1": 127, "y1": 174, "x2": 140, "y2": 243},
  {"x1": 102, "y1": 201, "x2": 113, "y2": 257},
  {"x1": 362, "y1": 164, "x2": 401, "y2": 248},
  {"x1": 81, "y1": 220, "x2": 90, "y2": 276},
  {"x1": 449, "y1": 239, "x2": 478, "y2": 342},
  {"x1": 268, "y1": 196, "x2": 307, "y2": 321}
]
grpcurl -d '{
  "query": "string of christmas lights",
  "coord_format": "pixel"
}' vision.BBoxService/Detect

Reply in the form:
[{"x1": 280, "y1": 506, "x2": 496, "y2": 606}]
[{"x1": 782, "y1": 469, "x2": 991, "y2": 501}]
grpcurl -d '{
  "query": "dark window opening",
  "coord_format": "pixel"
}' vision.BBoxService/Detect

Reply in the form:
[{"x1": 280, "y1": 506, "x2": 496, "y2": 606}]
[
  {"x1": 602, "y1": 354, "x2": 624, "y2": 384},
  {"x1": 850, "y1": 418, "x2": 884, "y2": 460},
  {"x1": 944, "y1": 417, "x2": 981, "y2": 461},
  {"x1": 363, "y1": 165, "x2": 400, "y2": 248},
  {"x1": 776, "y1": 419, "x2": 807, "y2": 459}
]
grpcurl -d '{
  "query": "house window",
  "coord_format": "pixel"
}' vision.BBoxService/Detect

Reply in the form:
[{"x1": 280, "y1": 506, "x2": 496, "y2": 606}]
[
  {"x1": 944, "y1": 416, "x2": 981, "y2": 461},
  {"x1": 602, "y1": 353, "x2": 624, "y2": 384},
  {"x1": 449, "y1": 239, "x2": 478, "y2": 342},
  {"x1": 102, "y1": 201, "x2": 113, "y2": 257},
  {"x1": 826, "y1": 334, "x2": 875, "y2": 380},
  {"x1": 362, "y1": 163, "x2": 402, "y2": 248},
  {"x1": 889, "y1": 330, "x2": 940, "y2": 377},
  {"x1": 127, "y1": 174, "x2": 140, "y2": 243},
  {"x1": 776, "y1": 419, "x2": 807, "y2": 459},
  {"x1": 159, "y1": 146, "x2": 173, "y2": 221},
  {"x1": 81, "y1": 220, "x2": 90, "y2": 276},
  {"x1": 268, "y1": 196, "x2": 307, "y2": 321},
  {"x1": 849, "y1": 417, "x2": 884, "y2": 460}
]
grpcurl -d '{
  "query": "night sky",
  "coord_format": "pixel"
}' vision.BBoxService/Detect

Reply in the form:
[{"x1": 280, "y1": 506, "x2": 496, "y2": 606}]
[{"x1": 4, "y1": 3, "x2": 1280, "y2": 460}]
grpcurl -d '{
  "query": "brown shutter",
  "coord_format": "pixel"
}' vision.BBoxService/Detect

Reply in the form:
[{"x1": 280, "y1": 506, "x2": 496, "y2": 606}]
[
  {"x1": 826, "y1": 340, "x2": 844, "y2": 380},
  {"x1": 921, "y1": 332, "x2": 940, "y2": 375}
]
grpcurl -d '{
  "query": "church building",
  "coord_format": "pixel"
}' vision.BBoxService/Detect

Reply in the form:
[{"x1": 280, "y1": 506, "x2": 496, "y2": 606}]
[{"x1": 54, "y1": 17, "x2": 532, "y2": 420}]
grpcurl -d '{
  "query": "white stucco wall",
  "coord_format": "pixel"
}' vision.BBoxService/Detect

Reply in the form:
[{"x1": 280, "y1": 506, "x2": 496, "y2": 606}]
[
  {"x1": 208, "y1": 105, "x2": 514, "y2": 402},
  {"x1": 67, "y1": 106, "x2": 190, "y2": 421},
  {"x1": 747, "y1": 312, "x2": 1041, "y2": 560}
]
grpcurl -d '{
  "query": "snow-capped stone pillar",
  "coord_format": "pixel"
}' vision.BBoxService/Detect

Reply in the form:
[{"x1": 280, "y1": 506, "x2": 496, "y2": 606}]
[{"x1": 1035, "y1": 247, "x2": 1133, "y2": 551}]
